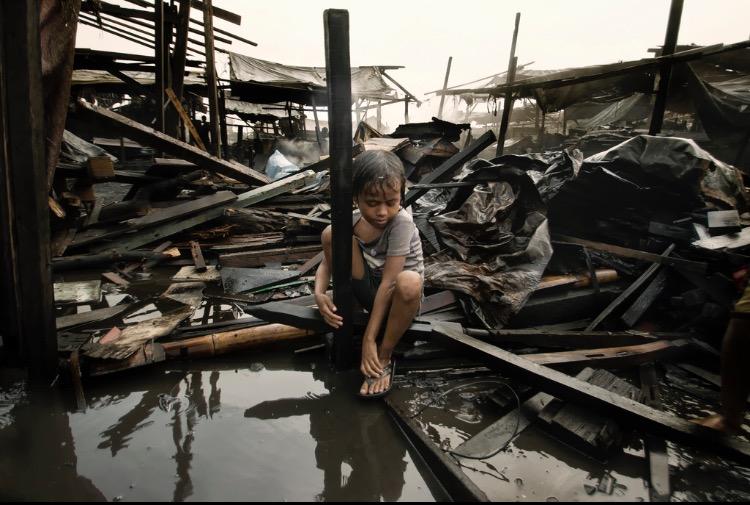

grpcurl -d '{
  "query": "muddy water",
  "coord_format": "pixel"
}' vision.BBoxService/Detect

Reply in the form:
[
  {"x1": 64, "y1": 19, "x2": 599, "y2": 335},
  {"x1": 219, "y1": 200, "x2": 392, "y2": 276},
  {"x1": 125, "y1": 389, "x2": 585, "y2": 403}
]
[{"x1": 0, "y1": 352, "x2": 437, "y2": 502}]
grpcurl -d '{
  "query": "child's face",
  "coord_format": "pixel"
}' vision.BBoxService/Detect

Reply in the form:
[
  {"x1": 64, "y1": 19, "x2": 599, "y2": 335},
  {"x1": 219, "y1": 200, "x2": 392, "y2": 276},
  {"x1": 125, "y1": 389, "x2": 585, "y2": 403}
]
[{"x1": 356, "y1": 181, "x2": 402, "y2": 229}]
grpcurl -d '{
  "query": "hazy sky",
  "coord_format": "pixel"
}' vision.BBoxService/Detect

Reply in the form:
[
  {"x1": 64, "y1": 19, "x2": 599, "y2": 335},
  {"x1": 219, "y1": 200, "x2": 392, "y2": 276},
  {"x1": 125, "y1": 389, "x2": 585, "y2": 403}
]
[{"x1": 77, "y1": 0, "x2": 750, "y2": 127}]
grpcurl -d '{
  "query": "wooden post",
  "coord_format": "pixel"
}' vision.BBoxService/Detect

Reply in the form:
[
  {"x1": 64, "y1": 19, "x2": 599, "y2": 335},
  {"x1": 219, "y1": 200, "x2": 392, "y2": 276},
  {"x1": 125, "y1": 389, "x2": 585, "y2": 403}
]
[
  {"x1": 324, "y1": 9, "x2": 354, "y2": 370},
  {"x1": 376, "y1": 99, "x2": 382, "y2": 130},
  {"x1": 166, "y1": 0, "x2": 191, "y2": 139},
  {"x1": 311, "y1": 92, "x2": 322, "y2": 148},
  {"x1": 404, "y1": 98, "x2": 410, "y2": 123},
  {"x1": 0, "y1": 0, "x2": 57, "y2": 384},
  {"x1": 496, "y1": 12, "x2": 521, "y2": 157},
  {"x1": 153, "y1": 0, "x2": 166, "y2": 132},
  {"x1": 218, "y1": 89, "x2": 229, "y2": 158},
  {"x1": 649, "y1": 0, "x2": 684, "y2": 135},
  {"x1": 437, "y1": 56, "x2": 453, "y2": 120},
  {"x1": 202, "y1": 0, "x2": 222, "y2": 158}
]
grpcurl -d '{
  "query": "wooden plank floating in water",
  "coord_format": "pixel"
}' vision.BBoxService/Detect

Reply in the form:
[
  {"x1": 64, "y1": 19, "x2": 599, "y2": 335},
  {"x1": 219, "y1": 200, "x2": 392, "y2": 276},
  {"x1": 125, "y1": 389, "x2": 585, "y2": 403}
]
[
  {"x1": 430, "y1": 322, "x2": 750, "y2": 465},
  {"x1": 640, "y1": 363, "x2": 671, "y2": 502}
]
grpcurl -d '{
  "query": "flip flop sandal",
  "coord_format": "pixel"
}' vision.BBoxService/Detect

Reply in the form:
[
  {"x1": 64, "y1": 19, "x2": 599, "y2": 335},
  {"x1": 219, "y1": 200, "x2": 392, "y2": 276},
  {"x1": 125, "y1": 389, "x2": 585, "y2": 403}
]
[{"x1": 358, "y1": 361, "x2": 396, "y2": 399}]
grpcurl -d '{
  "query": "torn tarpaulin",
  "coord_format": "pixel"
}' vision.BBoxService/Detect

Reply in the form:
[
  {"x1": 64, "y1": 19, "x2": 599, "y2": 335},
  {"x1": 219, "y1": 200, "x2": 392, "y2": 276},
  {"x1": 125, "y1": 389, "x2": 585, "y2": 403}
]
[{"x1": 424, "y1": 161, "x2": 553, "y2": 327}]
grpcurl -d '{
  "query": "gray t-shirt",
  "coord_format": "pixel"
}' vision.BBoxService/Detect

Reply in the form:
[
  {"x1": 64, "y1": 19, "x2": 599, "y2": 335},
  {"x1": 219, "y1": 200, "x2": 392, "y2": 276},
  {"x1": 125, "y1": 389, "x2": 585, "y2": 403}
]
[{"x1": 353, "y1": 208, "x2": 424, "y2": 277}]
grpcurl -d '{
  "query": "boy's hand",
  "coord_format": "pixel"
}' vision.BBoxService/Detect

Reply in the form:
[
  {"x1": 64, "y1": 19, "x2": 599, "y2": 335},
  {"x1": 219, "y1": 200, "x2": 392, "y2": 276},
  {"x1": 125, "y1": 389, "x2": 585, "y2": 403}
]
[
  {"x1": 361, "y1": 339, "x2": 383, "y2": 378},
  {"x1": 315, "y1": 292, "x2": 342, "y2": 329}
]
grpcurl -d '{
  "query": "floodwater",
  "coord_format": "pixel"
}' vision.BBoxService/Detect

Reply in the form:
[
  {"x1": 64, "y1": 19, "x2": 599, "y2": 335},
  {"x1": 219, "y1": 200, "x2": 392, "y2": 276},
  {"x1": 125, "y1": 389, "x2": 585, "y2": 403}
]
[{"x1": 0, "y1": 351, "x2": 437, "y2": 501}]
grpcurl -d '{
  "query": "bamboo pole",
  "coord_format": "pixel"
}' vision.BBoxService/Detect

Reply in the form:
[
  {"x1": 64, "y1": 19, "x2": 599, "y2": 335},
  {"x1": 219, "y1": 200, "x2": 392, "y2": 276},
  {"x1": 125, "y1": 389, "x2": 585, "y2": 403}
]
[{"x1": 161, "y1": 323, "x2": 315, "y2": 358}]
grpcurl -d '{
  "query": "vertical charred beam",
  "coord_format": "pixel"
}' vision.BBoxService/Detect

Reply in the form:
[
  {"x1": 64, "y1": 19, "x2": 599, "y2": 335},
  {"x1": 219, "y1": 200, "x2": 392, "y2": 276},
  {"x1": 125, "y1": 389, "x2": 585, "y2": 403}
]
[
  {"x1": 496, "y1": 12, "x2": 520, "y2": 156},
  {"x1": 437, "y1": 56, "x2": 453, "y2": 120},
  {"x1": 0, "y1": 0, "x2": 57, "y2": 383},
  {"x1": 167, "y1": 0, "x2": 191, "y2": 138},
  {"x1": 649, "y1": 0, "x2": 684, "y2": 135},
  {"x1": 324, "y1": 9, "x2": 354, "y2": 370},
  {"x1": 154, "y1": 0, "x2": 166, "y2": 132},
  {"x1": 203, "y1": 0, "x2": 222, "y2": 158}
]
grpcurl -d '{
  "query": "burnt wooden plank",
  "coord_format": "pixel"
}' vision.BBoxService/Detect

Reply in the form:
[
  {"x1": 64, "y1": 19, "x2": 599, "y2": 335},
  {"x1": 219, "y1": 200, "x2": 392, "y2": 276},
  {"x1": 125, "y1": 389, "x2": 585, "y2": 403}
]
[
  {"x1": 129, "y1": 191, "x2": 237, "y2": 228},
  {"x1": 431, "y1": 322, "x2": 750, "y2": 465},
  {"x1": 464, "y1": 327, "x2": 689, "y2": 349},
  {"x1": 101, "y1": 271, "x2": 130, "y2": 287},
  {"x1": 76, "y1": 99, "x2": 270, "y2": 185},
  {"x1": 556, "y1": 236, "x2": 706, "y2": 274},
  {"x1": 403, "y1": 130, "x2": 496, "y2": 207},
  {"x1": 91, "y1": 170, "x2": 315, "y2": 253},
  {"x1": 56, "y1": 304, "x2": 131, "y2": 330},
  {"x1": 220, "y1": 267, "x2": 299, "y2": 294},
  {"x1": 621, "y1": 269, "x2": 668, "y2": 327},
  {"x1": 640, "y1": 363, "x2": 671, "y2": 502},
  {"x1": 421, "y1": 290, "x2": 457, "y2": 314},
  {"x1": 219, "y1": 244, "x2": 322, "y2": 268},
  {"x1": 189, "y1": 240, "x2": 207, "y2": 272},
  {"x1": 523, "y1": 339, "x2": 693, "y2": 370},
  {"x1": 586, "y1": 244, "x2": 675, "y2": 331},
  {"x1": 296, "y1": 251, "x2": 324, "y2": 276}
]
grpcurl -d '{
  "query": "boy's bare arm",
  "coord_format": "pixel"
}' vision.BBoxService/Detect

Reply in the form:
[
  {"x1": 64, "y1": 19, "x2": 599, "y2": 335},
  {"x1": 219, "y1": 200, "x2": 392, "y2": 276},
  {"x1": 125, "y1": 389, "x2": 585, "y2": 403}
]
[{"x1": 315, "y1": 259, "x2": 342, "y2": 328}]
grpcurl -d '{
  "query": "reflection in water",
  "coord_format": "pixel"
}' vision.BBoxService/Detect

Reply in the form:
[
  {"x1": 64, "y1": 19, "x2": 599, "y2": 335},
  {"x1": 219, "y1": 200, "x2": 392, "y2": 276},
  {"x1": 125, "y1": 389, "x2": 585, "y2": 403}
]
[
  {"x1": 244, "y1": 365, "x2": 407, "y2": 502},
  {"x1": 0, "y1": 387, "x2": 106, "y2": 501}
]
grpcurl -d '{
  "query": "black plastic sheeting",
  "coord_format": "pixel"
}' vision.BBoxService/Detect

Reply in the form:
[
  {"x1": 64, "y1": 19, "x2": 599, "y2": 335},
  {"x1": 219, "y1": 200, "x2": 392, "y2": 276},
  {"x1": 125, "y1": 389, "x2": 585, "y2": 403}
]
[
  {"x1": 419, "y1": 136, "x2": 745, "y2": 328},
  {"x1": 421, "y1": 159, "x2": 554, "y2": 328}
]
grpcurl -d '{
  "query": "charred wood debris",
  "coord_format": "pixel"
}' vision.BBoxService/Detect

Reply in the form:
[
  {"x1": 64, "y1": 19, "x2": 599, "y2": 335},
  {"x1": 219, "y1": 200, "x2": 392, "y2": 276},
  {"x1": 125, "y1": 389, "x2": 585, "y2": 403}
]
[{"x1": 51, "y1": 95, "x2": 750, "y2": 473}]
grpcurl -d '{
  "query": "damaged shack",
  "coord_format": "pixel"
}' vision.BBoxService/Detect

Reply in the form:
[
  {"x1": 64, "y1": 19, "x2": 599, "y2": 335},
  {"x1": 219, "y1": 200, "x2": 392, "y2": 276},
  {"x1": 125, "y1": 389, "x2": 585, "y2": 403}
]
[{"x1": 2, "y1": 0, "x2": 750, "y2": 502}]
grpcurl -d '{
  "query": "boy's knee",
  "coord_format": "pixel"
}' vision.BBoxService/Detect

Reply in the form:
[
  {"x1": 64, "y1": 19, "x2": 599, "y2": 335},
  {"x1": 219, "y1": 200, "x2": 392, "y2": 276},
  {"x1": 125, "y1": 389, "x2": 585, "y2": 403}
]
[
  {"x1": 321, "y1": 225, "x2": 332, "y2": 245},
  {"x1": 395, "y1": 271, "x2": 422, "y2": 302}
]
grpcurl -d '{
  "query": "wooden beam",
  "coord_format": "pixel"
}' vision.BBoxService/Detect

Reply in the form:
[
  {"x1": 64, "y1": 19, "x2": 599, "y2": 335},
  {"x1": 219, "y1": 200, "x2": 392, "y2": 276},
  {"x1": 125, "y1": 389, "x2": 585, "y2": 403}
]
[
  {"x1": 403, "y1": 130, "x2": 496, "y2": 207},
  {"x1": 76, "y1": 100, "x2": 269, "y2": 185},
  {"x1": 431, "y1": 322, "x2": 750, "y2": 465},
  {"x1": 523, "y1": 338, "x2": 693, "y2": 370},
  {"x1": 202, "y1": 0, "x2": 222, "y2": 158},
  {"x1": 464, "y1": 327, "x2": 691, "y2": 349},
  {"x1": 0, "y1": 0, "x2": 57, "y2": 383},
  {"x1": 153, "y1": 0, "x2": 166, "y2": 133},
  {"x1": 189, "y1": 240, "x2": 207, "y2": 272},
  {"x1": 437, "y1": 56, "x2": 452, "y2": 120},
  {"x1": 586, "y1": 244, "x2": 675, "y2": 331},
  {"x1": 167, "y1": 0, "x2": 191, "y2": 138},
  {"x1": 496, "y1": 12, "x2": 520, "y2": 156},
  {"x1": 556, "y1": 236, "x2": 705, "y2": 274},
  {"x1": 190, "y1": 0, "x2": 240, "y2": 25},
  {"x1": 649, "y1": 0, "x2": 684, "y2": 135},
  {"x1": 165, "y1": 87, "x2": 206, "y2": 149},
  {"x1": 91, "y1": 170, "x2": 315, "y2": 252},
  {"x1": 324, "y1": 9, "x2": 355, "y2": 370},
  {"x1": 640, "y1": 363, "x2": 672, "y2": 501},
  {"x1": 621, "y1": 269, "x2": 669, "y2": 327}
]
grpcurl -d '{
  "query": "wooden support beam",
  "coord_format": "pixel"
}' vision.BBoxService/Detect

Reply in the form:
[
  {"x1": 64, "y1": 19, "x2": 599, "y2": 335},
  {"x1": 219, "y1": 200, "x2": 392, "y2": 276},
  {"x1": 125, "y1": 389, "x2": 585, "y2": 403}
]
[
  {"x1": 621, "y1": 269, "x2": 669, "y2": 327},
  {"x1": 165, "y1": 87, "x2": 207, "y2": 150},
  {"x1": 649, "y1": 0, "x2": 684, "y2": 135},
  {"x1": 324, "y1": 9, "x2": 355, "y2": 370},
  {"x1": 202, "y1": 0, "x2": 222, "y2": 158},
  {"x1": 431, "y1": 322, "x2": 750, "y2": 465},
  {"x1": 403, "y1": 130, "x2": 496, "y2": 207},
  {"x1": 437, "y1": 56, "x2": 452, "y2": 120},
  {"x1": 496, "y1": 12, "x2": 520, "y2": 157},
  {"x1": 190, "y1": 0, "x2": 240, "y2": 25},
  {"x1": 0, "y1": 0, "x2": 57, "y2": 383},
  {"x1": 167, "y1": 0, "x2": 191, "y2": 138},
  {"x1": 586, "y1": 244, "x2": 675, "y2": 331},
  {"x1": 153, "y1": 0, "x2": 166, "y2": 133},
  {"x1": 76, "y1": 100, "x2": 269, "y2": 185}
]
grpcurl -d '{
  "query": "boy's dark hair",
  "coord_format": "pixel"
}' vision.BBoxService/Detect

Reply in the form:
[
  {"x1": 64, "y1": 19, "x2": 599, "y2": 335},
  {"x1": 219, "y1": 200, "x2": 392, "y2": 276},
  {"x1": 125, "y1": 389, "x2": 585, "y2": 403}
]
[{"x1": 352, "y1": 150, "x2": 406, "y2": 202}]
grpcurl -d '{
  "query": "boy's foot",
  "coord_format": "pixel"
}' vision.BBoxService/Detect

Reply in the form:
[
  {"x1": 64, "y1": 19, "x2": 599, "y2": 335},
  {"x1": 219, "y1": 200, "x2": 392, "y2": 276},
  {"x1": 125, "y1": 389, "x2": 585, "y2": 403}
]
[
  {"x1": 359, "y1": 360, "x2": 394, "y2": 398},
  {"x1": 692, "y1": 413, "x2": 742, "y2": 435}
]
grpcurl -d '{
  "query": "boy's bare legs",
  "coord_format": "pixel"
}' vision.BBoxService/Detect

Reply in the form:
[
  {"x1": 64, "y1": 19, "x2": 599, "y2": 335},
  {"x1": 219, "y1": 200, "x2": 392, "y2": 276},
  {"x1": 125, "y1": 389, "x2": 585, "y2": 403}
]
[
  {"x1": 695, "y1": 318, "x2": 750, "y2": 433},
  {"x1": 360, "y1": 271, "x2": 422, "y2": 396}
]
